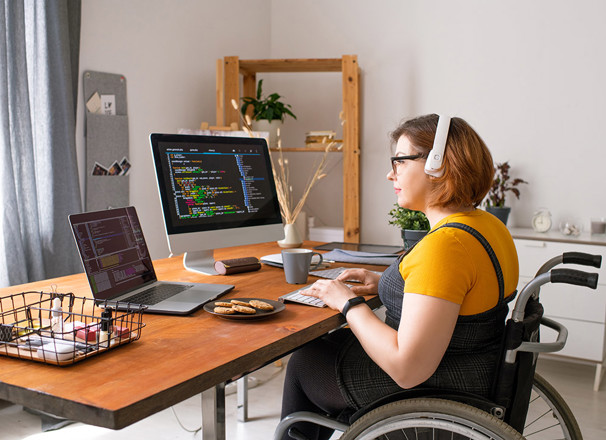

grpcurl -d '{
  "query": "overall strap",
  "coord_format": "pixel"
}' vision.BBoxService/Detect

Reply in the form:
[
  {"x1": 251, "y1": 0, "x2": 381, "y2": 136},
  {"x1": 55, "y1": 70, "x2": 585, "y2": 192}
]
[{"x1": 437, "y1": 222, "x2": 506, "y2": 303}]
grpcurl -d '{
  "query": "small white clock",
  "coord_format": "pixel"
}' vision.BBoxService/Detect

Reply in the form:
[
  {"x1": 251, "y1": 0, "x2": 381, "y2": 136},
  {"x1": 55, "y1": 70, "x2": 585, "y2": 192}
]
[{"x1": 532, "y1": 208, "x2": 552, "y2": 233}]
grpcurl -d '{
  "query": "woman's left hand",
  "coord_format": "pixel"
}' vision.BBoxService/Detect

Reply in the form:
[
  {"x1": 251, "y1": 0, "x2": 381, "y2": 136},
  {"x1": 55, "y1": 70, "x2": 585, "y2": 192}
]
[{"x1": 300, "y1": 279, "x2": 357, "y2": 312}]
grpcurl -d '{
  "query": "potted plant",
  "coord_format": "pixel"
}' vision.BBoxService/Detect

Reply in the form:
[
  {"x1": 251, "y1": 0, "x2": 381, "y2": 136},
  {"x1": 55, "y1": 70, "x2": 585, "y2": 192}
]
[
  {"x1": 388, "y1": 204, "x2": 430, "y2": 249},
  {"x1": 240, "y1": 79, "x2": 297, "y2": 148},
  {"x1": 484, "y1": 162, "x2": 528, "y2": 225}
]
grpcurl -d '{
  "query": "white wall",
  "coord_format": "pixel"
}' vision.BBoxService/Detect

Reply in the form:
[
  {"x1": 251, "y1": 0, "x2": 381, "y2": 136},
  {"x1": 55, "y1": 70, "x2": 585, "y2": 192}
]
[
  {"x1": 76, "y1": 0, "x2": 272, "y2": 259},
  {"x1": 78, "y1": 0, "x2": 606, "y2": 258},
  {"x1": 270, "y1": 0, "x2": 606, "y2": 246}
]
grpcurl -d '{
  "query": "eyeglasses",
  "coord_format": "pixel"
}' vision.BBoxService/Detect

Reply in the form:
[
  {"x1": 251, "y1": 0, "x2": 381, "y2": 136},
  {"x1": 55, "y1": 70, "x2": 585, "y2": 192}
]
[{"x1": 390, "y1": 154, "x2": 426, "y2": 174}]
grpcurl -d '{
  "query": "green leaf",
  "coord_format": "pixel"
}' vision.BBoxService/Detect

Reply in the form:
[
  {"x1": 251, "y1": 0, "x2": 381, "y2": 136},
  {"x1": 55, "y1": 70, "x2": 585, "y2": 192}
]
[
  {"x1": 239, "y1": 79, "x2": 297, "y2": 122},
  {"x1": 388, "y1": 205, "x2": 430, "y2": 230}
]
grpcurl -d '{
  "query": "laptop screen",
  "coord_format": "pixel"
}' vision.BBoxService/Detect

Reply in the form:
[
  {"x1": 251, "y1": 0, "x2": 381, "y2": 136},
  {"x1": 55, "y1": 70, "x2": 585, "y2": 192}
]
[{"x1": 70, "y1": 206, "x2": 156, "y2": 300}]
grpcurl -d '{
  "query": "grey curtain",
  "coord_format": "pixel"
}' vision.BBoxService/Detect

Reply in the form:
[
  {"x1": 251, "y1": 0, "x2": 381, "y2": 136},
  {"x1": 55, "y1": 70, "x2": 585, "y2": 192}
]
[{"x1": 0, "y1": 0, "x2": 82, "y2": 287}]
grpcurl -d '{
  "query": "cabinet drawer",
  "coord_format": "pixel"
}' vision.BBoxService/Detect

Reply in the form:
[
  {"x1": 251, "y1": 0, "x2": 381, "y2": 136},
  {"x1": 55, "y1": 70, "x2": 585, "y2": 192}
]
[
  {"x1": 514, "y1": 239, "x2": 606, "y2": 283},
  {"x1": 517, "y1": 276, "x2": 606, "y2": 323},
  {"x1": 540, "y1": 316, "x2": 605, "y2": 362}
]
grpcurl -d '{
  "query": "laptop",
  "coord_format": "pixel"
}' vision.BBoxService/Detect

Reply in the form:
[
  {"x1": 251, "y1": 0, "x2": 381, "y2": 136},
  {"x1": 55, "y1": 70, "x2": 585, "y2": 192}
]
[{"x1": 69, "y1": 206, "x2": 234, "y2": 315}]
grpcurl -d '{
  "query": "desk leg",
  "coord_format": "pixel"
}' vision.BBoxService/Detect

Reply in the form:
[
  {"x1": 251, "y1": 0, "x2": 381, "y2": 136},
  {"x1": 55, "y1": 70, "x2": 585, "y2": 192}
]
[
  {"x1": 201, "y1": 383, "x2": 226, "y2": 440},
  {"x1": 237, "y1": 376, "x2": 248, "y2": 422},
  {"x1": 594, "y1": 362, "x2": 604, "y2": 391}
]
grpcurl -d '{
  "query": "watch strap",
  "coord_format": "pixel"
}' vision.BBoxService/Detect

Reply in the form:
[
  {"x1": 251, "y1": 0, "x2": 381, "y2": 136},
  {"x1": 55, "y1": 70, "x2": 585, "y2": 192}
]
[{"x1": 342, "y1": 296, "x2": 366, "y2": 317}]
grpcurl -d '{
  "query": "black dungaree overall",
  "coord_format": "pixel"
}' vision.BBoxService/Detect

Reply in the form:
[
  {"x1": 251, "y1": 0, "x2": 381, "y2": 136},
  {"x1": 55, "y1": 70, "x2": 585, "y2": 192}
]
[{"x1": 335, "y1": 223, "x2": 515, "y2": 410}]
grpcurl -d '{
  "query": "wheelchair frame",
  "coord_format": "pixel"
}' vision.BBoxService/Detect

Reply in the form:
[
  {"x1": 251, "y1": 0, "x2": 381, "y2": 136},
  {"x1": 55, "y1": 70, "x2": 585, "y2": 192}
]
[{"x1": 275, "y1": 252, "x2": 601, "y2": 440}]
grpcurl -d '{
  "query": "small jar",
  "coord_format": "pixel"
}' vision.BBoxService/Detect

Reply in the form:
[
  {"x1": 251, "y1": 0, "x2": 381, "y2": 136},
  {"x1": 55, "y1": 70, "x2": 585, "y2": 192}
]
[{"x1": 559, "y1": 220, "x2": 582, "y2": 237}]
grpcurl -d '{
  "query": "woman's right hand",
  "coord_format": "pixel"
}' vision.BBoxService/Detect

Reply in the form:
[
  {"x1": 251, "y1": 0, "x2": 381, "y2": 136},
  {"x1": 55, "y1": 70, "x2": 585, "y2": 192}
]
[{"x1": 336, "y1": 269, "x2": 381, "y2": 295}]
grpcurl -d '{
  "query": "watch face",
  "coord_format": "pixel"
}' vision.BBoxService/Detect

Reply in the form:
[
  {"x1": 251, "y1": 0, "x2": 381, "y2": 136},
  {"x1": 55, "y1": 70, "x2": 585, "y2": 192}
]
[{"x1": 532, "y1": 212, "x2": 552, "y2": 232}]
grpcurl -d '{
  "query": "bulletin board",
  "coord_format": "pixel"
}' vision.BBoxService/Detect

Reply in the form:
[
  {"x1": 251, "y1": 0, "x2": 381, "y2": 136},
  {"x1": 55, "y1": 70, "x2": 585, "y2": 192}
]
[{"x1": 82, "y1": 71, "x2": 130, "y2": 211}]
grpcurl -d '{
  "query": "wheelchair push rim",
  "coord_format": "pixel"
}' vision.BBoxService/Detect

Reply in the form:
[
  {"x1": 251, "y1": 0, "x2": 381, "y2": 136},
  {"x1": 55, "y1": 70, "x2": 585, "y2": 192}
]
[{"x1": 341, "y1": 397, "x2": 524, "y2": 440}]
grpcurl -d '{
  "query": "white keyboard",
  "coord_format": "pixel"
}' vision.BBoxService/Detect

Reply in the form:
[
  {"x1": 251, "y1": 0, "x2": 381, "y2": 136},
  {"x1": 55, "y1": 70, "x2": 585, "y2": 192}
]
[
  {"x1": 279, "y1": 285, "x2": 326, "y2": 307},
  {"x1": 279, "y1": 282, "x2": 359, "y2": 308},
  {"x1": 309, "y1": 267, "x2": 383, "y2": 281}
]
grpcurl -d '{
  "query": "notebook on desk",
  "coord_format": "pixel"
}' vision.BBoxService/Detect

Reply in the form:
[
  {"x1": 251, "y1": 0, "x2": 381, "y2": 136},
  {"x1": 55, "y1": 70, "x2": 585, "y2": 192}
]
[{"x1": 69, "y1": 206, "x2": 233, "y2": 315}]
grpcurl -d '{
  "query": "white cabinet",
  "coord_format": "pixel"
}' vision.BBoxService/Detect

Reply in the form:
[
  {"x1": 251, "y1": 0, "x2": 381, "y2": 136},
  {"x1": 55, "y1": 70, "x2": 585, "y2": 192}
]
[{"x1": 511, "y1": 228, "x2": 606, "y2": 391}]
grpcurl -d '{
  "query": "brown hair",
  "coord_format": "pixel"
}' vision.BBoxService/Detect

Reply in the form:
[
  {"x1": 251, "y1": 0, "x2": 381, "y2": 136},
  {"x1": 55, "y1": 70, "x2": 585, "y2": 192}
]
[{"x1": 390, "y1": 114, "x2": 494, "y2": 208}]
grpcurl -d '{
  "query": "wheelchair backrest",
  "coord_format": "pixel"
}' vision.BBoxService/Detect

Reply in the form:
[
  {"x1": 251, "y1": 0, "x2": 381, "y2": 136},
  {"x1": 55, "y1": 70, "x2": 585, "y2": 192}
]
[
  {"x1": 491, "y1": 297, "x2": 544, "y2": 431},
  {"x1": 491, "y1": 259, "x2": 598, "y2": 432}
]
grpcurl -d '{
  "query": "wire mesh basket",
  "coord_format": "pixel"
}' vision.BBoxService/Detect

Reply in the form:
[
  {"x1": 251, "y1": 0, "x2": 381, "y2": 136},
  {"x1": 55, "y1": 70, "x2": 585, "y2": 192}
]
[{"x1": 0, "y1": 290, "x2": 146, "y2": 366}]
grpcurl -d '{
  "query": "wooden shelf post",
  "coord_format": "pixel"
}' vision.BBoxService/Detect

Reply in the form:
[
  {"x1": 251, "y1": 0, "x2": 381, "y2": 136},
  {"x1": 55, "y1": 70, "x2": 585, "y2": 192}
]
[{"x1": 341, "y1": 55, "x2": 360, "y2": 242}]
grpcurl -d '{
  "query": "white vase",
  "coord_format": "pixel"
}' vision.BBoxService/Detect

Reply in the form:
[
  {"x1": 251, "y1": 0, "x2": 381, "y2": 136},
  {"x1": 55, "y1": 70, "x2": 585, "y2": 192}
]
[
  {"x1": 252, "y1": 119, "x2": 282, "y2": 148},
  {"x1": 278, "y1": 223, "x2": 303, "y2": 248}
]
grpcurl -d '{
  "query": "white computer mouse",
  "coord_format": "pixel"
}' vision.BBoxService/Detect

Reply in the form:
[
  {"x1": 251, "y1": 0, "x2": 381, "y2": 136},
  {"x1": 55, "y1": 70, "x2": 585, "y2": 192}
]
[{"x1": 37, "y1": 342, "x2": 76, "y2": 362}]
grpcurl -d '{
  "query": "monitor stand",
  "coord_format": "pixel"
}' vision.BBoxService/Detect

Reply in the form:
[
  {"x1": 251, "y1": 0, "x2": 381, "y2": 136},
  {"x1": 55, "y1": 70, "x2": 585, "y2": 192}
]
[{"x1": 183, "y1": 250, "x2": 218, "y2": 275}]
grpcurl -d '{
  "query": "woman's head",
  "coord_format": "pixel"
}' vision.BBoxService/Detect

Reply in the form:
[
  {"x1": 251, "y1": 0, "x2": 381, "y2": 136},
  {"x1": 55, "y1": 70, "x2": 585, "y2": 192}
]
[{"x1": 390, "y1": 114, "x2": 494, "y2": 209}]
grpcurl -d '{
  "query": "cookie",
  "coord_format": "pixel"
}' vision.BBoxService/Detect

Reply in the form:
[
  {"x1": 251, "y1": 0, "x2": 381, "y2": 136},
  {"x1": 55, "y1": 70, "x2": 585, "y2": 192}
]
[
  {"x1": 231, "y1": 300, "x2": 252, "y2": 307},
  {"x1": 249, "y1": 300, "x2": 274, "y2": 311},
  {"x1": 233, "y1": 305, "x2": 256, "y2": 314},
  {"x1": 214, "y1": 301, "x2": 233, "y2": 307},
  {"x1": 214, "y1": 306, "x2": 236, "y2": 315}
]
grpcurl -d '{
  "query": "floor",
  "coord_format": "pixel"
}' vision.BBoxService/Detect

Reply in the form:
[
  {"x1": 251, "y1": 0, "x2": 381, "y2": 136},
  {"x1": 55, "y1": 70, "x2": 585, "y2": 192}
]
[{"x1": 1, "y1": 357, "x2": 605, "y2": 440}]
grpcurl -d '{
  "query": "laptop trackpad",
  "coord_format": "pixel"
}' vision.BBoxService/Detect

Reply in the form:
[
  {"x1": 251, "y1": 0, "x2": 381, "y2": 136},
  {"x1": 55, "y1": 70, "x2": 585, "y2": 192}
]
[{"x1": 171, "y1": 284, "x2": 233, "y2": 303}]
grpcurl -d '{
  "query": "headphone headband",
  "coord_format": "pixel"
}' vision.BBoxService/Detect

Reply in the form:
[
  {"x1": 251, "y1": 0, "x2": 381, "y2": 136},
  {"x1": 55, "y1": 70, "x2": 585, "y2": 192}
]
[{"x1": 424, "y1": 115, "x2": 451, "y2": 177}]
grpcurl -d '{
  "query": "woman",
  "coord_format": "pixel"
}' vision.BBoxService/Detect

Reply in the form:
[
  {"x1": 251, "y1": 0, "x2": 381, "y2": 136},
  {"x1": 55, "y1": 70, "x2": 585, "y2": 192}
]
[{"x1": 279, "y1": 114, "x2": 519, "y2": 440}]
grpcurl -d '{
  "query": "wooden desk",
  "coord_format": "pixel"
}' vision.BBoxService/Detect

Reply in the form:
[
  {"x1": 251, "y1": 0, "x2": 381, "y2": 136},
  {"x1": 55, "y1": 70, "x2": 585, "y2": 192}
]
[{"x1": 0, "y1": 241, "x2": 382, "y2": 436}]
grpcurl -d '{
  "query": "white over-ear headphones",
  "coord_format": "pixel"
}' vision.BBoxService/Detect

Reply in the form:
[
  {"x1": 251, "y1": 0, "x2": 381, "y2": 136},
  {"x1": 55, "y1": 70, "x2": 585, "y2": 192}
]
[{"x1": 424, "y1": 115, "x2": 451, "y2": 178}]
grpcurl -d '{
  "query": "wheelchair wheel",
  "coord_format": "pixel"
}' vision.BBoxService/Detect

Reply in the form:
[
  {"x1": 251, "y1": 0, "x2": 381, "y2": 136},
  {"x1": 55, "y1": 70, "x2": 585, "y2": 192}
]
[
  {"x1": 525, "y1": 373, "x2": 582, "y2": 439},
  {"x1": 341, "y1": 397, "x2": 524, "y2": 440}
]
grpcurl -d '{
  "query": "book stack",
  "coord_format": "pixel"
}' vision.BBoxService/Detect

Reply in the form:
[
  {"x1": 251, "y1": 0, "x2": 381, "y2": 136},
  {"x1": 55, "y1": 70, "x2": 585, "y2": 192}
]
[{"x1": 305, "y1": 130, "x2": 337, "y2": 145}]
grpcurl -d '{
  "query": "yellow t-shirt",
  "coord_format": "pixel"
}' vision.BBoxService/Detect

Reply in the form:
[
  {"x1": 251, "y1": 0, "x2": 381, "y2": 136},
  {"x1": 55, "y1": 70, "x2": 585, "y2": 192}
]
[{"x1": 399, "y1": 210, "x2": 519, "y2": 315}]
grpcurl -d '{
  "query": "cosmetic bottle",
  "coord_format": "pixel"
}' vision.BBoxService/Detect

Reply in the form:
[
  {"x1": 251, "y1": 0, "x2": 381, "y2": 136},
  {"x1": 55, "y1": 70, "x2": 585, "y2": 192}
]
[
  {"x1": 98, "y1": 309, "x2": 113, "y2": 348},
  {"x1": 51, "y1": 298, "x2": 63, "y2": 335}
]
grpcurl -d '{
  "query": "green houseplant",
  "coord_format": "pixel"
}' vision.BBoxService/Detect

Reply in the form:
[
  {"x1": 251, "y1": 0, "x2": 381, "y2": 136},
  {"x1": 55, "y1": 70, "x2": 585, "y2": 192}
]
[
  {"x1": 388, "y1": 205, "x2": 430, "y2": 249},
  {"x1": 240, "y1": 79, "x2": 297, "y2": 123},
  {"x1": 240, "y1": 80, "x2": 297, "y2": 148},
  {"x1": 484, "y1": 161, "x2": 528, "y2": 225}
]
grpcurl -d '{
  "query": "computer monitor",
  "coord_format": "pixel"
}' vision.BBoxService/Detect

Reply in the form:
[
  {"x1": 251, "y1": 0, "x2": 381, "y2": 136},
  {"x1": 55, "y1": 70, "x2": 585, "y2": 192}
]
[{"x1": 149, "y1": 133, "x2": 284, "y2": 275}]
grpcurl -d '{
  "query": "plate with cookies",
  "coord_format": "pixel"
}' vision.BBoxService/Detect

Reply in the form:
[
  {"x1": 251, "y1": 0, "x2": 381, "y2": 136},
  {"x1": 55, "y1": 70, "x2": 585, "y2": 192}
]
[{"x1": 204, "y1": 298, "x2": 285, "y2": 320}]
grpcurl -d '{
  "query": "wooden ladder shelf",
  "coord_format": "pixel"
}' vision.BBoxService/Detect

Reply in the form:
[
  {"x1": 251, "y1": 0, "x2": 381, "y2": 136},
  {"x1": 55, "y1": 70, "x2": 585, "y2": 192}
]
[{"x1": 216, "y1": 55, "x2": 360, "y2": 243}]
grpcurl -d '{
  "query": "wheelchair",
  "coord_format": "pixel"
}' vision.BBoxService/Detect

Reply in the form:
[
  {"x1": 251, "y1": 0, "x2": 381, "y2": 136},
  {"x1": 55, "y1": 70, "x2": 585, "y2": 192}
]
[{"x1": 275, "y1": 252, "x2": 602, "y2": 440}]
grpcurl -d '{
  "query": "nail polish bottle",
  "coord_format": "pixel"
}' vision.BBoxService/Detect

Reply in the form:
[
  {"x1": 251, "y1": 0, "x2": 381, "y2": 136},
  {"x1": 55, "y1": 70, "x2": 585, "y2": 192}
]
[{"x1": 51, "y1": 298, "x2": 63, "y2": 335}]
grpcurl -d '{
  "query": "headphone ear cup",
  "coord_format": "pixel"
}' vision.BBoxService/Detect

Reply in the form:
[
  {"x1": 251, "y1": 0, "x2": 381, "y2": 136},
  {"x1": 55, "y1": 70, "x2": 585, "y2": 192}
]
[
  {"x1": 424, "y1": 154, "x2": 443, "y2": 177},
  {"x1": 424, "y1": 115, "x2": 451, "y2": 177}
]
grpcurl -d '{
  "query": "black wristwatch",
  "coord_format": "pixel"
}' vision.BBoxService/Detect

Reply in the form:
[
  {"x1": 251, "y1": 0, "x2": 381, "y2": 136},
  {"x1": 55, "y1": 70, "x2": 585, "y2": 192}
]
[{"x1": 341, "y1": 296, "x2": 366, "y2": 317}]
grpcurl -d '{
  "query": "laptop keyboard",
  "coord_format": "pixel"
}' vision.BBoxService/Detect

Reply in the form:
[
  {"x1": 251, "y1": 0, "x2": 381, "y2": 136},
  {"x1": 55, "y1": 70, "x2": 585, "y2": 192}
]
[{"x1": 127, "y1": 284, "x2": 192, "y2": 306}]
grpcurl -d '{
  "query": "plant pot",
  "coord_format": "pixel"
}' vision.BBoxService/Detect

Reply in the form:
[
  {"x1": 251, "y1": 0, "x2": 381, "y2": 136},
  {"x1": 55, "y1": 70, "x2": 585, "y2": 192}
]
[
  {"x1": 486, "y1": 206, "x2": 511, "y2": 225},
  {"x1": 401, "y1": 229, "x2": 428, "y2": 250},
  {"x1": 252, "y1": 119, "x2": 283, "y2": 148}
]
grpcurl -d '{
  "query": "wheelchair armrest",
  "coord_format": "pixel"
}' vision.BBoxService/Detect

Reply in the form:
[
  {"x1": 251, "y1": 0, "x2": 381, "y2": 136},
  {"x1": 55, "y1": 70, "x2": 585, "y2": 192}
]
[
  {"x1": 518, "y1": 316, "x2": 568, "y2": 354},
  {"x1": 505, "y1": 316, "x2": 568, "y2": 364}
]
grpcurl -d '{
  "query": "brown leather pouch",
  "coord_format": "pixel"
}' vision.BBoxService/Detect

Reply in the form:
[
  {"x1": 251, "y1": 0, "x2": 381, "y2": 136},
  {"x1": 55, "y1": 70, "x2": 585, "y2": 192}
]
[{"x1": 214, "y1": 257, "x2": 261, "y2": 275}]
